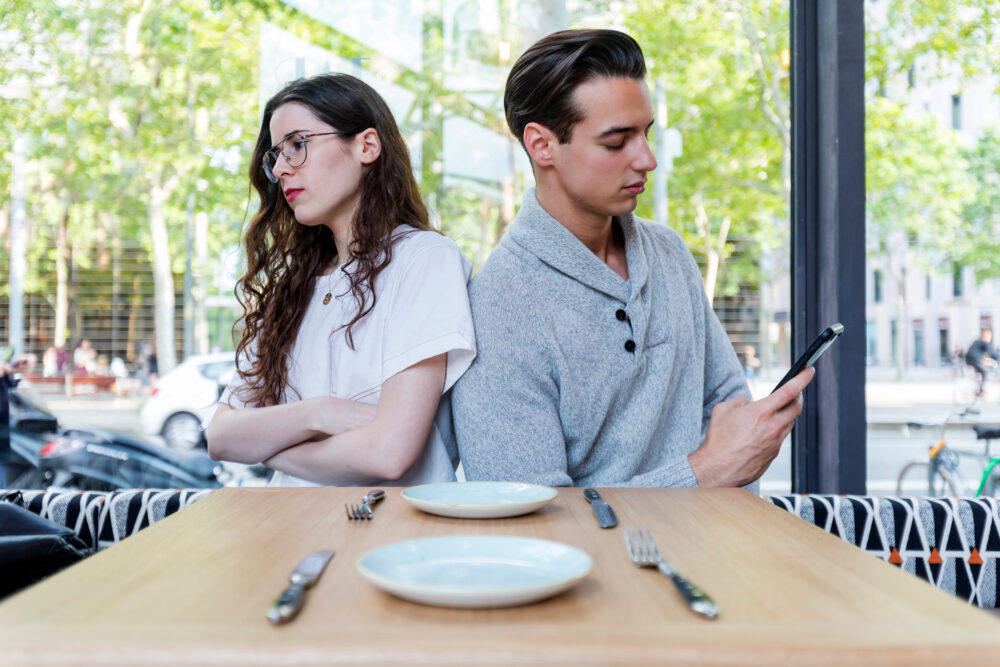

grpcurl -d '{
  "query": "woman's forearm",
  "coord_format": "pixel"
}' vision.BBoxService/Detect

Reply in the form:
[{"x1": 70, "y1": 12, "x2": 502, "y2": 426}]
[
  {"x1": 207, "y1": 396, "x2": 376, "y2": 464},
  {"x1": 207, "y1": 401, "x2": 322, "y2": 463},
  {"x1": 264, "y1": 426, "x2": 404, "y2": 485},
  {"x1": 264, "y1": 355, "x2": 447, "y2": 483}
]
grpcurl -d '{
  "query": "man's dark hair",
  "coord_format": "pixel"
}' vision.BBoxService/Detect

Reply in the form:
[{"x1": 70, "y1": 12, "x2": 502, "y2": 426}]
[{"x1": 504, "y1": 29, "x2": 646, "y2": 150}]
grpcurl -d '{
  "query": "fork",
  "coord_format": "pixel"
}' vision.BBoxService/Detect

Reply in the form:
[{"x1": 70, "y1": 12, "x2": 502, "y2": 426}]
[
  {"x1": 344, "y1": 503, "x2": 368, "y2": 521},
  {"x1": 624, "y1": 528, "x2": 719, "y2": 619},
  {"x1": 346, "y1": 489, "x2": 385, "y2": 521}
]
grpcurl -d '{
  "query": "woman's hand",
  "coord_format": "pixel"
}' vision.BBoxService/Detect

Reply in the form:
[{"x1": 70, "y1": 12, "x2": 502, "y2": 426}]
[
  {"x1": 306, "y1": 396, "x2": 377, "y2": 436},
  {"x1": 264, "y1": 354, "x2": 447, "y2": 484}
]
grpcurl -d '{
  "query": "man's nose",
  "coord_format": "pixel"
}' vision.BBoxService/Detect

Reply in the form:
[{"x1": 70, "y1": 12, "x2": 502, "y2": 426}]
[{"x1": 636, "y1": 136, "x2": 657, "y2": 172}]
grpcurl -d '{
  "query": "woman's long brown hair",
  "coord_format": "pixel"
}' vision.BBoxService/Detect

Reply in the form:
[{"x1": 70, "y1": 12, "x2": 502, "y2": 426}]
[{"x1": 236, "y1": 74, "x2": 431, "y2": 406}]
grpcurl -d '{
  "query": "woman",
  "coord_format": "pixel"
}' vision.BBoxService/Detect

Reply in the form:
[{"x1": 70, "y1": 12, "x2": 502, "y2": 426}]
[{"x1": 207, "y1": 74, "x2": 475, "y2": 486}]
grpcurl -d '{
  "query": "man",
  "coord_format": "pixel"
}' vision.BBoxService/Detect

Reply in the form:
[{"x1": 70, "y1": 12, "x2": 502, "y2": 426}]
[
  {"x1": 966, "y1": 328, "x2": 999, "y2": 398},
  {"x1": 452, "y1": 29, "x2": 813, "y2": 489}
]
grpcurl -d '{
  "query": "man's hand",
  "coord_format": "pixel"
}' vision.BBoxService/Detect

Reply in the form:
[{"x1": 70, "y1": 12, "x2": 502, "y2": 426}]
[{"x1": 690, "y1": 367, "x2": 815, "y2": 488}]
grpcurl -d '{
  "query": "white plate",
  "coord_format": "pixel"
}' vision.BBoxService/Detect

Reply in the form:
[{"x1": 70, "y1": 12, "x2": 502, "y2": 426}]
[
  {"x1": 401, "y1": 481, "x2": 558, "y2": 518},
  {"x1": 356, "y1": 535, "x2": 592, "y2": 608}
]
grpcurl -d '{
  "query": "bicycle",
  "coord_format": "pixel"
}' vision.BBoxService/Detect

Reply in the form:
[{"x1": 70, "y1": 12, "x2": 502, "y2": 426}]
[{"x1": 895, "y1": 406, "x2": 1000, "y2": 497}]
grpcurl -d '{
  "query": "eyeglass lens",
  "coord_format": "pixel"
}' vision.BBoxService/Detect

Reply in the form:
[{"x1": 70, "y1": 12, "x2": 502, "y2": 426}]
[{"x1": 262, "y1": 134, "x2": 309, "y2": 183}]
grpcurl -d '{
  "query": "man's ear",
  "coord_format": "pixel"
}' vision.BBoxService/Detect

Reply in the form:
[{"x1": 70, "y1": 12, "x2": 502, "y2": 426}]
[
  {"x1": 357, "y1": 128, "x2": 381, "y2": 164},
  {"x1": 523, "y1": 122, "x2": 557, "y2": 167}
]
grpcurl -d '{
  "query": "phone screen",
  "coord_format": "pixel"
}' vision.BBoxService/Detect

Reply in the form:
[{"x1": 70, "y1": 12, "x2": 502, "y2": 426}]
[{"x1": 772, "y1": 323, "x2": 844, "y2": 393}]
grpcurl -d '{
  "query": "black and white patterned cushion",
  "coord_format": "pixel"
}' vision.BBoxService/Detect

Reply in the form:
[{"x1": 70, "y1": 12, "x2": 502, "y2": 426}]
[{"x1": 2, "y1": 489, "x2": 213, "y2": 551}]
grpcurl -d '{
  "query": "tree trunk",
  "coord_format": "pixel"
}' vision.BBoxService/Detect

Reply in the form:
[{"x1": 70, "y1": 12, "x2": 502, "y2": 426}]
[
  {"x1": 127, "y1": 273, "x2": 142, "y2": 362},
  {"x1": 54, "y1": 197, "x2": 70, "y2": 348},
  {"x1": 694, "y1": 197, "x2": 731, "y2": 307},
  {"x1": 193, "y1": 210, "x2": 209, "y2": 354},
  {"x1": 148, "y1": 176, "x2": 178, "y2": 374}
]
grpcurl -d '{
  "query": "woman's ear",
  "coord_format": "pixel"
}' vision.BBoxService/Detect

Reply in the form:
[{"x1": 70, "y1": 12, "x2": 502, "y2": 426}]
[{"x1": 357, "y1": 128, "x2": 381, "y2": 164}]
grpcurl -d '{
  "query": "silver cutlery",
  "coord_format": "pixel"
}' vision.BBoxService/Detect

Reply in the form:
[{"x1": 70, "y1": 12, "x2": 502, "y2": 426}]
[
  {"x1": 624, "y1": 528, "x2": 719, "y2": 619},
  {"x1": 266, "y1": 549, "x2": 335, "y2": 625},
  {"x1": 346, "y1": 489, "x2": 385, "y2": 521},
  {"x1": 583, "y1": 488, "x2": 618, "y2": 528}
]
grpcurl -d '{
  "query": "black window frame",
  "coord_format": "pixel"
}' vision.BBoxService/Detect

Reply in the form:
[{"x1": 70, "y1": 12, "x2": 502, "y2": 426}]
[{"x1": 790, "y1": 0, "x2": 866, "y2": 494}]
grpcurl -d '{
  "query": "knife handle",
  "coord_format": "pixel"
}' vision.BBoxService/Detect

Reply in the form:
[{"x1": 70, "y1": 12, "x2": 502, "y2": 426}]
[
  {"x1": 267, "y1": 582, "x2": 306, "y2": 625},
  {"x1": 659, "y1": 565, "x2": 719, "y2": 619}
]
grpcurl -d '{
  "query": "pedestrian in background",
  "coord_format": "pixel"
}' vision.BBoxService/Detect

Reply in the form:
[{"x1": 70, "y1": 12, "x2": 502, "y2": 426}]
[{"x1": 966, "y1": 328, "x2": 999, "y2": 398}]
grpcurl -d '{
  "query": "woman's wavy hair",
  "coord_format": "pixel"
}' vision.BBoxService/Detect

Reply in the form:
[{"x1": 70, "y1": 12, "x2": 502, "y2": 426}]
[{"x1": 236, "y1": 73, "x2": 431, "y2": 406}]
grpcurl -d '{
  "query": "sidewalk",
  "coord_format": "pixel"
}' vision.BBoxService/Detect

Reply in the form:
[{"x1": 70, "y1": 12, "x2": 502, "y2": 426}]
[
  {"x1": 748, "y1": 367, "x2": 1000, "y2": 424},
  {"x1": 26, "y1": 367, "x2": 1000, "y2": 432}
]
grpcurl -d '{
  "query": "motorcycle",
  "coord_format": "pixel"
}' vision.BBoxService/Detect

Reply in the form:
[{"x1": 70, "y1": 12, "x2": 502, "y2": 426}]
[
  {"x1": 1, "y1": 374, "x2": 57, "y2": 488},
  {"x1": 2, "y1": 375, "x2": 231, "y2": 491}
]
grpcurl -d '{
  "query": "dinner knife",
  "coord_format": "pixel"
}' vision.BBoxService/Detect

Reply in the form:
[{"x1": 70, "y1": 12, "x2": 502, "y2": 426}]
[
  {"x1": 266, "y1": 549, "x2": 335, "y2": 625},
  {"x1": 583, "y1": 488, "x2": 618, "y2": 528}
]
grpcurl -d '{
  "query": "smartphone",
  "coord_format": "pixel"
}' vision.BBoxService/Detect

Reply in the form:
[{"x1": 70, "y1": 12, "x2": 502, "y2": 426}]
[{"x1": 772, "y1": 322, "x2": 844, "y2": 393}]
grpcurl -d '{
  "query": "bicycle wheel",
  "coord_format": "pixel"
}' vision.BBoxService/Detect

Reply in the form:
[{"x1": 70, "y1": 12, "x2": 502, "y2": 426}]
[{"x1": 895, "y1": 461, "x2": 960, "y2": 497}]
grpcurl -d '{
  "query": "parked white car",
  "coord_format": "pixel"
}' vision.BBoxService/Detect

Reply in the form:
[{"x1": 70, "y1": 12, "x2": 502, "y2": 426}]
[{"x1": 139, "y1": 352, "x2": 237, "y2": 450}]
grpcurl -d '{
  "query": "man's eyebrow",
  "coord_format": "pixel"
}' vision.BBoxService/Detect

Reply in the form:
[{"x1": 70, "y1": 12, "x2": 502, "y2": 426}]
[{"x1": 598, "y1": 120, "x2": 656, "y2": 138}]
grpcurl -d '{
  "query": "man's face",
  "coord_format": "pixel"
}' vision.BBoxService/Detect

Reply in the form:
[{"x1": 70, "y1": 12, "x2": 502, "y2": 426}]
[{"x1": 547, "y1": 77, "x2": 657, "y2": 226}]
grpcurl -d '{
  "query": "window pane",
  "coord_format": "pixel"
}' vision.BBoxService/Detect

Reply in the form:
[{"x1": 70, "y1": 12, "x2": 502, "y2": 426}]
[
  {"x1": 865, "y1": 0, "x2": 1000, "y2": 497},
  {"x1": 1, "y1": 0, "x2": 790, "y2": 492}
]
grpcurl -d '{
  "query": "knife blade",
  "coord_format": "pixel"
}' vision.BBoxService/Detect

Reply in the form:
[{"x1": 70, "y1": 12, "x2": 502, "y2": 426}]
[
  {"x1": 267, "y1": 549, "x2": 335, "y2": 625},
  {"x1": 583, "y1": 488, "x2": 618, "y2": 528}
]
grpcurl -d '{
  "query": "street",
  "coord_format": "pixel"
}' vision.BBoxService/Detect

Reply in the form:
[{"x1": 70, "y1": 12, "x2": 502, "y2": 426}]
[{"x1": 21, "y1": 367, "x2": 1000, "y2": 496}]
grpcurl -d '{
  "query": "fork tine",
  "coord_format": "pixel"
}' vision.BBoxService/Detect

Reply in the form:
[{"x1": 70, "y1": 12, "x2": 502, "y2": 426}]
[
  {"x1": 624, "y1": 528, "x2": 637, "y2": 562},
  {"x1": 632, "y1": 528, "x2": 648, "y2": 563},
  {"x1": 644, "y1": 529, "x2": 661, "y2": 561},
  {"x1": 345, "y1": 503, "x2": 352, "y2": 520}
]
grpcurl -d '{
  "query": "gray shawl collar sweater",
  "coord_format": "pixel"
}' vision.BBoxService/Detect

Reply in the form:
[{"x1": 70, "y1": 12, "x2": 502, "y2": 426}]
[{"x1": 452, "y1": 188, "x2": 751, "y2": 488}]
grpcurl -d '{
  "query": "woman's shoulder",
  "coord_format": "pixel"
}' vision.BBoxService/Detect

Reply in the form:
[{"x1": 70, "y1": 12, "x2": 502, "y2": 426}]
[{"x1": 390, "y1": 226, "x2": 467, "y2": 267}]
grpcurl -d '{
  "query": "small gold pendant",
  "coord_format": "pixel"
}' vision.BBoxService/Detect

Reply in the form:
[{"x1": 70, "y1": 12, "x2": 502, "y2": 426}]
[{"x1": 323, "y1": 292, "x2": 332, "y2": 305}]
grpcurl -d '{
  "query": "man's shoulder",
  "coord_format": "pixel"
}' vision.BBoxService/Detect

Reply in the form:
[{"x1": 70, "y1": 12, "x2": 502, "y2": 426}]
[
  {"x1": 467, "y1": 240, "x2": 553, "y2": 321},
  {"x1": 470, "y1": 237, "x2": 543, "y2": 292}
]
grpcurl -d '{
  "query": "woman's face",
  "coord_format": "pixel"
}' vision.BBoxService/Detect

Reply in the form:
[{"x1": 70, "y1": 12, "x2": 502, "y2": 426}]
[{"x1": 267, "y1": 102, "x2": 367, "y2": 232}]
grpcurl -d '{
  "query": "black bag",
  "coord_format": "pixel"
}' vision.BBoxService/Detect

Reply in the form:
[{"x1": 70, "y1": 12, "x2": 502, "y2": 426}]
[{"x1": 0, "y1": 499, "x2": 92, "y2": 599}]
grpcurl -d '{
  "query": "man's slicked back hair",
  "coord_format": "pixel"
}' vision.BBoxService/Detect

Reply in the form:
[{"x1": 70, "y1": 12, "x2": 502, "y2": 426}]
[{"x1": 504, "y1": 29, "x2": 646, "y2": 150}]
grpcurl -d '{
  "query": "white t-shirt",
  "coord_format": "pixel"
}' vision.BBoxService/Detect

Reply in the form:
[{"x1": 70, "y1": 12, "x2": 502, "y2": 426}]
[{"x1": 221, "y1": 226, "x2": 476, "y2": 486}]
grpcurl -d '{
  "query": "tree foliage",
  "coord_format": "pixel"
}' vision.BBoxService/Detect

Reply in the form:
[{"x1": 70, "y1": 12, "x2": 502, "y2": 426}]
[{"x1": 626, "y1": 0, "x2": 790, "y2": 301}]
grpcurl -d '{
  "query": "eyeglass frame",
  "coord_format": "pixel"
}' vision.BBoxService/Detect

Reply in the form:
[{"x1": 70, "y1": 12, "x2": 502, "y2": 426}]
[{"x1": 261, "y1": 131, "x2": 346, "y2": 184}]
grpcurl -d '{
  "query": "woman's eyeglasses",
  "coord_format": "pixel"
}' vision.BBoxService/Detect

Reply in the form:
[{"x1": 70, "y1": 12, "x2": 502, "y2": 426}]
[{"x1": 262, "y1": 131, "x2": 343, "y2": 184}]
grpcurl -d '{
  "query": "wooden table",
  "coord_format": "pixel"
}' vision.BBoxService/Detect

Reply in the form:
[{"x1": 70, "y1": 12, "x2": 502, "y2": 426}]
[{"x1": 2, "y1": 487, "x2": 999, "y2": 665}]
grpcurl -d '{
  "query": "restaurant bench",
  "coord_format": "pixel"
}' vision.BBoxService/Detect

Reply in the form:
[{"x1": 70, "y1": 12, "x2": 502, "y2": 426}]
[
  {"x1": 2, "y1": 489, "x2": 997, "y2": 608},
  {"x1": 1, "y1": 489, "x2": 213, "y2": 552}
]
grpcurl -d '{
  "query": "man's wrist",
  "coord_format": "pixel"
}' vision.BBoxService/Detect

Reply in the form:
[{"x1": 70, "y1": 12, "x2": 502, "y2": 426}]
[{"x1": 688, "y1": 448, "x2": 721, "y2": 488}]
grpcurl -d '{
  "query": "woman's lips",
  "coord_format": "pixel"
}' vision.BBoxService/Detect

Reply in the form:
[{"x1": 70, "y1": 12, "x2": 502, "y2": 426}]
[
  {"x1": 284, "y1": 188, "x2": 304, "y2": 202},
  {"x1": 625, "y1": 183, "x2": 646, "y2": 195}
]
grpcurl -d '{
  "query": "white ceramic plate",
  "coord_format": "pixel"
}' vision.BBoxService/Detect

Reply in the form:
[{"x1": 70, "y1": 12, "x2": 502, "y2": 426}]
[
  {"x1": 401, "y1": 481, "x2": 558, "y2": 519},
  {"x1": 356, "y1": 535, "x2": 592, "y2": 608}
]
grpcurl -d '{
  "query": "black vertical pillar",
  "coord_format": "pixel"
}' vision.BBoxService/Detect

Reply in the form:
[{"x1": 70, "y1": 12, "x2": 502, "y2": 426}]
[{"x1": 790, "y1": 0, "x2": 867, "y2": 494}]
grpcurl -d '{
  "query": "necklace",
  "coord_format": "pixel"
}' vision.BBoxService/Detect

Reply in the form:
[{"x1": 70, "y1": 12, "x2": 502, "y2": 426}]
[{"x1": 323, "y1": 292, "x2": 332, "y2": 305}]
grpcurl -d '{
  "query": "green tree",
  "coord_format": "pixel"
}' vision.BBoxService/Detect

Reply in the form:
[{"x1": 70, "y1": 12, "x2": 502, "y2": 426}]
[
  {"x1": 958, "y1": 129, "x2": 1000, "y2": 278},
  {"x1": 866, "y1": 0, "x2": 1000, "y2": 88},
  {"x1": 866, "y1": 96, "x2": 973, "y2": 376},
  {"x1": 627, "y1": 0, "x2": 789, "y2": 306},
  {"x1": 1, "y1": 0, "x2": 259, "y2": 369}
]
